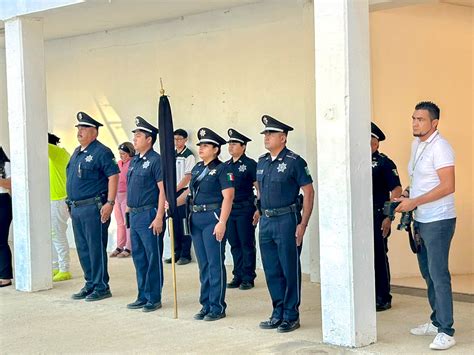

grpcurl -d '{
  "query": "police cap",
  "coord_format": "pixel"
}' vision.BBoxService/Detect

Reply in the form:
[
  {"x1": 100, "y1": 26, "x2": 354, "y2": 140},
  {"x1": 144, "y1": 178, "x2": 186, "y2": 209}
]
[{"x1": 260, "y1": 115, "x2": 294, "y2": 134}]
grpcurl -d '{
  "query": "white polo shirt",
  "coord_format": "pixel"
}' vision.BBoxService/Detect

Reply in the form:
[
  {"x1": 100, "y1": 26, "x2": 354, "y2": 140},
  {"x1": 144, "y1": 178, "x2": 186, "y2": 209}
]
[
  {"x1": 0, "y1": 162, "x2": 11, "y2": 194},
  {"x1": 408, "y1": 130, "x2": 456, "y2": 223},
  {"x1": 176, "y1": 147, "x2": 195, "y2": 188}
]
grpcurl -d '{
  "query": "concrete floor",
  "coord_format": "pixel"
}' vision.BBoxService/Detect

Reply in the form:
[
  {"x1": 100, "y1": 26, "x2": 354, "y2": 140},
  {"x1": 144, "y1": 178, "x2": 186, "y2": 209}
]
[{"x1": 1, "y1": 253, "x2": 473, "y2": 354}]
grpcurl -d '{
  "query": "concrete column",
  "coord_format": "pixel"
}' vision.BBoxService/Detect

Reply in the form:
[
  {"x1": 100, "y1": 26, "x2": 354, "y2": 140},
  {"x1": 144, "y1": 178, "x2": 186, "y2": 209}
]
[
  {"x1": 5, "y1": 17, "x2": 52, "y2": 292},
  {"x1": 314, "y1": 0, "x2": 376, "y2": 347}
]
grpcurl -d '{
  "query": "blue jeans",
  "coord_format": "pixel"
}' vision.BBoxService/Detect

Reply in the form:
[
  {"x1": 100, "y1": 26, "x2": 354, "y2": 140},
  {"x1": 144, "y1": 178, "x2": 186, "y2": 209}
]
[{"x1": 414, "y1": 218, "x2": 456, "y2": 336}]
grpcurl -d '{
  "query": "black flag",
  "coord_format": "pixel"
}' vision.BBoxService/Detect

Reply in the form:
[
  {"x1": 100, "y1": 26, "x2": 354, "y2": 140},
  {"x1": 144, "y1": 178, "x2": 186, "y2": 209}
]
[{"x1": 158, "y1": 95, "x2": 177, "y2": 218}]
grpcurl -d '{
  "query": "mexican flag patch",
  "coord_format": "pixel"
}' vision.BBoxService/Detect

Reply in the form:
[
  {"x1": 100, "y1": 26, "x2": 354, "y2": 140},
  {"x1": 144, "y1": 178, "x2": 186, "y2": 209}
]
[{"x1": 227, "y1": 173, "x2": 234, "y2": 182}]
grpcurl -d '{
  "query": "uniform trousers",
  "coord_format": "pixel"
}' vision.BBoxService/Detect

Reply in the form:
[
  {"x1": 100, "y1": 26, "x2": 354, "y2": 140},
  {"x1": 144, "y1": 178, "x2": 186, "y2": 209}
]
[
  {"x1": 130, "y1": 208, "x2": 165, "y2": 304},
  {"x1": 191, "y1": 210, "x2": 227, "y2": 315},
  {"x1": 0, "y1": 193, "x2": 13, "y2": 279},
  {"x1": 259, "y1": 212, "x2": 301, "y2": 322},
  {"x1": 226, "y1": 205, "x2": 256, "y2": 283},
  {"x1": 71, "y1": 203, "x2": 110, "y2": 292}
]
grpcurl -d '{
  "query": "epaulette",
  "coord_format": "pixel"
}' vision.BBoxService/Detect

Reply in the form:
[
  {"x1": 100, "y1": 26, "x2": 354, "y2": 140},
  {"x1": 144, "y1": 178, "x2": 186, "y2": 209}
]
[
  {"x1": 379, "y1": 152, "x2": 387, "y2": 158},
  {"x1": 258, "y1": 152, "x2": 269, "y2": 160},
  {"x1": 285, "y1": 150, "x2": 299, "y2": 160}
]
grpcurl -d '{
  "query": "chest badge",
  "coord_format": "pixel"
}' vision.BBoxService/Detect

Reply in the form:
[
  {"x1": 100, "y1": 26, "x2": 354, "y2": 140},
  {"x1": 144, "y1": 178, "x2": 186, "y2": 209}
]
[
  {"x1": 85, "y1": 155, "x2": 93, "y2": 163},
  {"x1": 209, "y1": 169, "x2": 217, "y2": 176},
  {"x1": 372, "y1": 160, "x2": 378, "y2": 168},
  {"x1": 238, "y1": 164, "x2": 247, "y2": 173},
  {"x1": 142, "y1": 161, "x2": 150, "y2": 169},
  {"x1": 277, "y1": 162, "x2": 287, "y2": 173}
]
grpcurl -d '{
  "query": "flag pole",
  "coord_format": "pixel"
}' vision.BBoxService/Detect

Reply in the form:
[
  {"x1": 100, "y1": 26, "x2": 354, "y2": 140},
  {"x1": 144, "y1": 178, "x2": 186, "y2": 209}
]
[{"x1": 161, "y1": 79, "x2": 178, "y2": 319}]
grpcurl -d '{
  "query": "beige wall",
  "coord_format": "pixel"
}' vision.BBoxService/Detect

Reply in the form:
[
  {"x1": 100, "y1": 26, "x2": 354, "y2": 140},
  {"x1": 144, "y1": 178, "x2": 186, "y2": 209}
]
[{"x1": 370, "y1": 3, "x2": 473, "y2": 277}]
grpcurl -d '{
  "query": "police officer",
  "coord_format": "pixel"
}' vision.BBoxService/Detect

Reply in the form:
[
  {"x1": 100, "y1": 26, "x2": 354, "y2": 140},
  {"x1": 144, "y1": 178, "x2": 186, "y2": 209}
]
[
  {"x1": 225, "y1": 129, "x2": 257, "y2": 290},
  {"x1": 256, "y1": 115, "x2": 314, "y2": 333},
  {"x1": 177, "y1": 127, "x2": 234, "y2": 321},
  {"x1": 371, "y1": 122, "x2": 402, "y2": 311},
  {"x1": 67, "y1": 112, "x2": 119, "y2": 301},
  {"x1": 126, "y1": 117, "x2": 166, "y2": 313}
]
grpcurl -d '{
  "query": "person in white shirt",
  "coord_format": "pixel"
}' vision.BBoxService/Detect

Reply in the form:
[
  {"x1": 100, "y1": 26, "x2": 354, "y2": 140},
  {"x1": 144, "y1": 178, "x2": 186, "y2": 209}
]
[
  {"x1": 164, "y1": 129, "x2": 196, "y2": 265},
  {"x1": 0, "y1": 146, "x2": 13, "y2": 287},
  {"x1": 396, "y1": 101, "x2": 456, "y2": 351}
]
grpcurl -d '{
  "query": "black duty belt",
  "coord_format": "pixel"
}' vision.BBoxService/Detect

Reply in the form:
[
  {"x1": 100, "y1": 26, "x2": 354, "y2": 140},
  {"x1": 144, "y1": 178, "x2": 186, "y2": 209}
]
[
  {"x1": 129, "y1": 204, "x2": 156, "y2": 214},
  {"x1": 261, "y1": 203, "x2": 297, "y2": 218},
  {"x1": 191, "y1": 203, "x2": 221, "y2": 213},
  {"x1": 232, "y1": 200, "x2": 254, "y2": 209},
  {"x1": 67, "y1": 196, "x2": 103, "y2": 208}
]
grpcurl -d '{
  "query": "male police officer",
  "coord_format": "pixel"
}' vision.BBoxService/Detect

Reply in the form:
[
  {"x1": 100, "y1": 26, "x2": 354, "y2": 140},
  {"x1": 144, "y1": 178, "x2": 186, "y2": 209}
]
[
  {"x1": 67, "y1": 112, "x2": 119, "y2": 301},
  {"x1": 225, "y1": 129, "x2": 257, "y2": 290},
  {"x1": 126, "y1": 117, "x2": 166, "y2": 312},
  {"x1": 371, "y1": 122, "x2": 402, "y2": 312},
  {"x1": 256, "y1": 115, "x2": 314, "y2": 333}
]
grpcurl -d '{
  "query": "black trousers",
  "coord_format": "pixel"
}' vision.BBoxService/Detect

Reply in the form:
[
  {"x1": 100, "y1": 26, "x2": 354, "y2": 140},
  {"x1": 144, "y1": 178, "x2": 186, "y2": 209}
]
[
  {"x1": 373, "y1": 210, "x2": 392, "y2": 304},
  {"x1": 172, "y1": 190, "x2": 192, "y2": 260},
  {"x1": 0, "y1": 193, "x2": 13, "y2": 279}
]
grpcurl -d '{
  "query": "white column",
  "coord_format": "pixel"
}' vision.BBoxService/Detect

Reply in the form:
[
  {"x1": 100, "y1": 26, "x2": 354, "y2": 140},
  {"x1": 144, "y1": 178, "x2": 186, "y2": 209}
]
[
  {"x1": 5, "y1": 17, "x2": 52, "y2": 292},
  {"x1": 314, "y1": 0, "x2": 376, "y2": 347}
]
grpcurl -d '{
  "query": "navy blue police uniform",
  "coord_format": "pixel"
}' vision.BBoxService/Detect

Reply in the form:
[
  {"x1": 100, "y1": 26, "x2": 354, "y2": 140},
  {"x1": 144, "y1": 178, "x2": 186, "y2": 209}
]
[
  {"x1": 66, "y1": 112, "x2": 119, "y2": 300},
  {"x1": 371, "y1": 122, "x2": 401, "y2": 310},
  {"x1": 257, "y1": 115, "x2": 313, "y2": 331},
  {"x1": 189, "y1": 128, "x2": 234, "y2": 321},
  {"x1": 225, "y1": 129, "x2": 257, "y2": 290},
  {"x1": 126, "y1": 117, "x2": 165, "y2": 312}
]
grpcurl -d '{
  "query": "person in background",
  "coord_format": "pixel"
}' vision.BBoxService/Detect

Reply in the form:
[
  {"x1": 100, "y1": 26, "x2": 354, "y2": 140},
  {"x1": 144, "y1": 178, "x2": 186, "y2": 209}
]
[
  {"x1": 165, "y1": 129, "x2": 196, "y2": 265},
  {"x1": 48, "y1": 133, "x2": 73, "y2": 282},
  {"x1": 0, "y1": 146, "x2": 13, "y2": 288},
  {"x1": 110, "y1": 142, "x2": 135, "y2": 258}
]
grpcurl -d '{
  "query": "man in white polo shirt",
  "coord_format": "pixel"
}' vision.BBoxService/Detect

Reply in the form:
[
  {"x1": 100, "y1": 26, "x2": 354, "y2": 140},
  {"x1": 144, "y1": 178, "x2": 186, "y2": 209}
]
[{"x1": 396, "y1": 101, "x2": 456, "y2": 351}]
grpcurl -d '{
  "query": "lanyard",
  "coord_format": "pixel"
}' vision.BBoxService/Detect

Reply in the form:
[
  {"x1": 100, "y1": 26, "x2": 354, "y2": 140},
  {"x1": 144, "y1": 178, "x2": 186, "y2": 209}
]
[{"x1": 410, "y1": 131, "x2": 439, "y2": 186}]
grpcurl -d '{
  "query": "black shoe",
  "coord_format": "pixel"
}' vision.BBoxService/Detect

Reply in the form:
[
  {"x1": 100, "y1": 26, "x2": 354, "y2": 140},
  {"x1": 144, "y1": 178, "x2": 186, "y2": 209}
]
[
  {"x1": 227, "y1": 278, "x2": 242, "y2": 289},
  {"x1": 164, "y1": 258, "x2": 172, "y2": 264},
  {"x1": 142, "y1": 302, "x2": 162, "y2": 312},
  {"x1": 203, "y1": 312, "x2": 226, "y2": 321},
  {"x1": 85, "y1": 289, "x2": 112, "y2": 302},
  {"x1": 71, "y1": 287, "x2": 94, "y2": 300},
  {"x1": 376, "y1": 302, "x2": 392, "y2": 312},
  {"x1": 277, "y1": 319, "x2": 300, "y2": 333},
  {"x1": 259, "y1": 318, "x2": 283, "y2": 329},
  {"x1": 193, "y1": 308, "x2": 209, "y2": 320},
  {"x1": 127, "y1": 299, "x2": 147, "y2": 309},
  {"x1": 177, "y1": 258, "x2": 191, "y2": 265},
  {"x1": 239, "y1": 281, "x2": 254, "y2": 290}
]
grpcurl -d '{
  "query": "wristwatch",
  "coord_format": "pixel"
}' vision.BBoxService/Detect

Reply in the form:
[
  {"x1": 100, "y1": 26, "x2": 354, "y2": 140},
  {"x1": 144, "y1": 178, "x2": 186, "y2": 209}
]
[{"x1": 107, "y1": 200, "x2": 115, "y2": 206}]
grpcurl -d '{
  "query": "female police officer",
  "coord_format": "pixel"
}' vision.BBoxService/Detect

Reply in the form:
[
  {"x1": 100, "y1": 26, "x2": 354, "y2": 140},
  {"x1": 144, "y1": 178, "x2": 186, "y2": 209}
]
[{"x1": 177, "y1": 127, "x2": 234, "y2": 321}]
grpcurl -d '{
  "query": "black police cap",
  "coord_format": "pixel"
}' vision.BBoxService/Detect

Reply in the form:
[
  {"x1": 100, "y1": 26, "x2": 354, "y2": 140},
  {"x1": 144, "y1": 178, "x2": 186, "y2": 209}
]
[
  {"x1": 48, "y1": 133, "x2": 61, "y2": 145},
  {"x1": 132, "y1": 116, "x2": 159, "y2": 135},
  {"x1": 227, "y1": 128, "x2": 251, "y2": 144},
  {"x1": 174, "y1": 128, "x2": 188, "y2": 138},
  {"x1": 260, "y1": 115, "x2": 294, "y2": 134},
  {"x1": 196, "y1": 127, "x2": 227, "y2": 146},
  {"x1": 371, "y1": 122, "x2": 386, "y2": 142},
  {"x1": 75, "y1": 112, "x2": 103, "y2": 128}
]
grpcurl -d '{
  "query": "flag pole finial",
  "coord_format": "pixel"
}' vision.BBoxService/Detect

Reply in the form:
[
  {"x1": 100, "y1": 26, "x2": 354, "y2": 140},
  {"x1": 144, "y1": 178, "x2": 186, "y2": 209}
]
[{"x1": 160, "y1": 78, "x2": 165, "y2": 96}]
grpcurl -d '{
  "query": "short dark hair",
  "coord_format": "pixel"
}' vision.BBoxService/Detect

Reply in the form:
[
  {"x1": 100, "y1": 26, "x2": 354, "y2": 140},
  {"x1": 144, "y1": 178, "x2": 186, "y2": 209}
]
[
  {"x1": 144, "y1": 132, "x2": 157, "y2": 145},
  {"x1": 174, "y1": 129, "x2": 188, "y2": 138},
  {"x1": 0, "y1": 146, "x2": 10, "y2": 163},
  {"x1": 415, "y1": 101, "x2": 440, "y2": 120}
]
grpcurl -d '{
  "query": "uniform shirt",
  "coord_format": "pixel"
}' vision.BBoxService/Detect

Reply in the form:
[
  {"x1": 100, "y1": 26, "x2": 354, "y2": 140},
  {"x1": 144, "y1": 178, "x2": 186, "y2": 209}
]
[
  {"x1": 126, "y1": 149, "x2": 162, "y2": 208},
  {"x1": 176, "y1": 146, "x2": 195, "y2": 187},
  {"x1": 371, "y1": 151, "x2": 401, "y2": 207},
  {"x1": 191, "y1": 159, "x2": 234, "y2": 206},
  {"x1": 0, "y1": 161, "x2": 11, "y2": 194},
  {"x1": 48, "y1": 144, "x2": 70, "y2": 201},
  {"x1": 257, "y1": 147, "x2": 313, "y2": 209},
  {"x1": 225, "y1": 154, "x2": 257, "y2": 203},
  {"x1": 408, "y1": 130, "x2": 456, "y2": 223},
  {"x1": 117, "y1": 159, "x2": 131, "y2": 193},
  {"x1": 66, "y1": 139, "x2": 119, "y2": 201}
]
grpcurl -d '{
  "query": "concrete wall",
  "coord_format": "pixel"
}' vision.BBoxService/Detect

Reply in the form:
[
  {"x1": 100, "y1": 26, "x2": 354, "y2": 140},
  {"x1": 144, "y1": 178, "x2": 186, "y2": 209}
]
[
  {"x1": 43, "y1": 1, "x2": 318, "y2": 273},
  {"x1": 370, "y1": 3, "x2": 473, "y2": 277}
]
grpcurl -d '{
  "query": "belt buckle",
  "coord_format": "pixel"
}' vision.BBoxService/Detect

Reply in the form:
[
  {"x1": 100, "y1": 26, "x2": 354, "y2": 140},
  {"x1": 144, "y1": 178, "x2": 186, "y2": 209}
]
[
  {"x1": 264, "y1": 210, "x2": 271, "y2": 218},
  {"x1": 192, "y1": 206, "x2": 197, "y2": 213}
]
